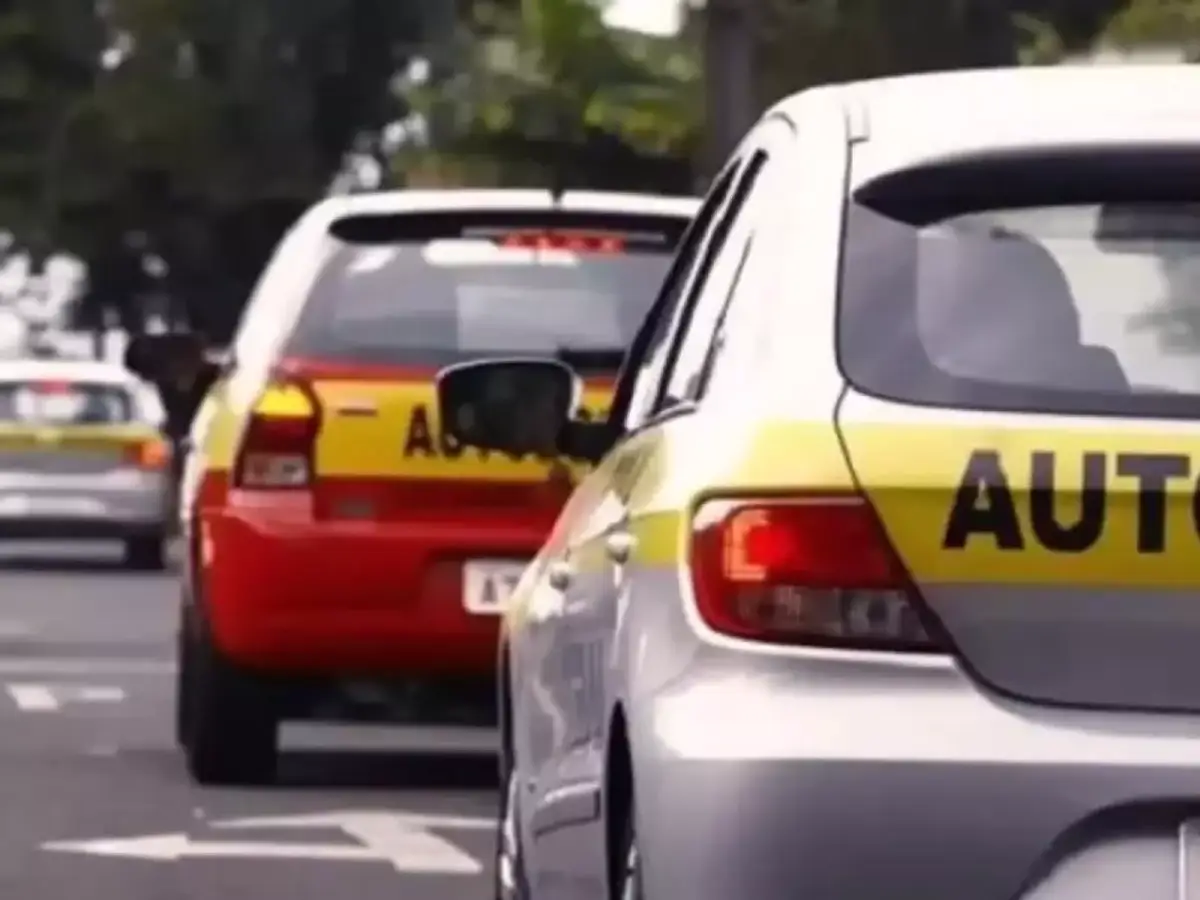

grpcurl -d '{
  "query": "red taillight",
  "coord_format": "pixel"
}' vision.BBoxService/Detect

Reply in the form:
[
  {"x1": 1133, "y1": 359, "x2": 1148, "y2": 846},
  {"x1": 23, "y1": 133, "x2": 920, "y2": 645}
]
[
  {"x1": 232, "y1": 377, "x2": 322, "y2": 490},
  {"x1": 689, "y1": 495, "x2": 941, "y2": 651}
]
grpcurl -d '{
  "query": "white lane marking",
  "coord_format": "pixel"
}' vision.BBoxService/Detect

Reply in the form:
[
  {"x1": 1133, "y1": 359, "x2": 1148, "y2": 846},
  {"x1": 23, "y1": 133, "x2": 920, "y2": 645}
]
[
  {"x1": 42, "y1": 809, "x2": 492, "y2": 873},
  {"x1": 42, "y1": 834, "x2": 382, "y2": 862},
  {"x1": 6, "y1": 684, "x2": 56, "y2": 710},
  {"x1": 77, "y1": 686, "x2": 126, "y2": 702},
  {"x1": 0, "y1": 659, "x2": 173, "y2": 675},
  {"x1": 6, "y1": 683, "x2": 127, "y2": 711}
]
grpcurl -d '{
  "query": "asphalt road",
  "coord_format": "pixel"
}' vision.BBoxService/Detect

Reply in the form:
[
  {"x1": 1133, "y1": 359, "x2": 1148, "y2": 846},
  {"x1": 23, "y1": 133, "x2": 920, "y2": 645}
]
[{"x1": 0, "y1": 541, "x2": 499, "y2": 900}]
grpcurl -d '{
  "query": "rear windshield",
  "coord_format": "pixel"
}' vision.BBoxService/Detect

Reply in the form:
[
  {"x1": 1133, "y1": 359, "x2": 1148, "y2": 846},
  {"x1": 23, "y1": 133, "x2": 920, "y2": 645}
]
[
  {"x1": 0, "y1": 381, "x2": 133, "y2": 425},
  {"x1": 838, "y1": 148, "x2": 1200, "y2": 419},
  {"x1": 285, "y1": 210, "x2": 688, "y2": 373}
]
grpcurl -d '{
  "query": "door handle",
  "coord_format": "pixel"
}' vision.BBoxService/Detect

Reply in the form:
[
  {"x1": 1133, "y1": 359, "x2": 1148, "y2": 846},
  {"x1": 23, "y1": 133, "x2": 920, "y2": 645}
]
[
  {"x1": 547, "y1": 559, "x2": 574, "y2": 591},
  {"x1": 605, "y1": 529, "x2": 635, "y2": 564}
]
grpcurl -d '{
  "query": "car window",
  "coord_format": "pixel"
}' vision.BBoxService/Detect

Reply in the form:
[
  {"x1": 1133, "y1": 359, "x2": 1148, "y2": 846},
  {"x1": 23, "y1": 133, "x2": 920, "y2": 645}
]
[
  {"x1": 612, "y1": 163, "x2": 740, "y2": 433},
  {"x1": 653, "y1": 119, "x2": 794, "y2": 414},
  {"x1": 700, "y1": 144, "x2": 808, "y2": 403},
  {"x1": 232, "y1": 218, "x2": 326, "y2": 372},
  {"x1": 0, "y1": 380, "x2": 134, "y2": 425},
  {"x1": 656, "y1": 151, "x2": 776, "y2": 409},
  {"x1": 283, "y1": 211, "x2": 689, "y2": 376},
  {"x1": 838, "y1": 147, "x2": 1200, "y2": 419}
]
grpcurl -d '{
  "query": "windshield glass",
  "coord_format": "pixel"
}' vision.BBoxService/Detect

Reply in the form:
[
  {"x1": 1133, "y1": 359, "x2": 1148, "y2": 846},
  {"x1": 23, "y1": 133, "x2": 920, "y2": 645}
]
[
  {"x1": 838, "y1": 150, "x2": 1200, "y2": 418},
  {"x1": 0, "y1": 381, "x2": 134, "y2": 425},
  {"x1": 285, "y1": 213, "x2": 686, "y2": 372}
]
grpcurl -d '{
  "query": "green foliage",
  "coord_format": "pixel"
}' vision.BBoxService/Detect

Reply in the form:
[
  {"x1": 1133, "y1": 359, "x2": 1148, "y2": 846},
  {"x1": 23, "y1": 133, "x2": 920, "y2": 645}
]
[
  {"x1": 2, "y1": 0, "x2": 443, "y2": 340},
  {"x1": 1014, "y1": 14, "x2": 1066, "y2": 64},
  {"x1": 1101, "y1": 0, "x2": 1200, "y2": 54},
  {"x1": 402, "y1": 0, "x2": 699, "y2": 191},
  {"x1": 0, "y1": 0, "x2": 1181, "y2": 341},
  {"x1": 0, "y1": 0, "x2": 105, "y2": 259}
]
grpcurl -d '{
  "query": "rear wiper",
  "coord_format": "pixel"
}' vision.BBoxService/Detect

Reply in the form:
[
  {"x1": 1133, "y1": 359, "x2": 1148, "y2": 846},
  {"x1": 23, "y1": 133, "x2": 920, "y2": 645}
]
[{"x1": 555, "y1": 348, "x2": 626, "y2": 373}]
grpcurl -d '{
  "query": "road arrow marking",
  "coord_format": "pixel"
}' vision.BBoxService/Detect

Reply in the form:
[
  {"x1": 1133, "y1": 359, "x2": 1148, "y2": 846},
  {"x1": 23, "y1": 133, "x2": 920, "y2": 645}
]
[
  {"x1": 41, "y1": 808, "x2": 492, "y2": 874},
  {"x1": 7, "y1": 685, "x2": 55, "y2": 710},
  {"x1": 214, "y1": 809, "x2": 494, "y2": 832},
  {"x1": 6, "y1": 683, "x2": 126, "y2": 711},
  {"x1": 41, "y1": 834, "x2": 382, "y2": 862}
]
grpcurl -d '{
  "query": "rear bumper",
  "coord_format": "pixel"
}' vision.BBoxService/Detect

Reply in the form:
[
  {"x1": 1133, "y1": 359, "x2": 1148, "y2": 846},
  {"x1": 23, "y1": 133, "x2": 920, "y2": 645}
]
[
  {"x1": 202, "y1": 506, "x2": 547, "y2": 677},
  {"x1": 630, "y1": 652, "x2": 1200, "y2": 900},
  {"x1": 0, "y1": 480, "x2": 170, "y2": 539}
]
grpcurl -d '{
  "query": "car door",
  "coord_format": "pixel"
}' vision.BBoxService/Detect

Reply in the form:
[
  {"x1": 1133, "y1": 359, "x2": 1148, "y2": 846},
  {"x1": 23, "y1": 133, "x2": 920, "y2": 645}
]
[
  {"x1": 522, "y1": 116, "x2": 798, "y2": 897},
  {"x1": 516, "y1": 162, "x2": 742, "y2": 897}
]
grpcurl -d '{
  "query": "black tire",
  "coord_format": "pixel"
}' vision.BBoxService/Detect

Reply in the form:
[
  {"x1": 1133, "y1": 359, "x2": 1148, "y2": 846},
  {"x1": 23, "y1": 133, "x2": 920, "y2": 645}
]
[
  {"x1": 174, "y1": 617, "x2": 193, "y2": 748},
  {"x1": 124, "y1": 536, "x2": 166, "y2": 571},
  {"x1": 615, "y1": 799, "x2": 644, "y2": 900},
  {"x1": 180, "y1": 627, "x2": 279, "y2": 786},
  {"x1": 494, "y1": 762, "x2": 531, "y2": 900}
]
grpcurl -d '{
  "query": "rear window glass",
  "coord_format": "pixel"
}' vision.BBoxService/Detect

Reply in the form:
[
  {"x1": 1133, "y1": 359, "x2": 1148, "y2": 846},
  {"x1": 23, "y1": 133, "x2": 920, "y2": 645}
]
[
  {"x1": 285, "y1": 211, "x2": 688, "y2": 372},
  {"x1": 0, "y1": 381, "x2": 133, "y2": 425},
  {"x1": 838, "y1": 148, "x2": 1200, "y2": 418}
]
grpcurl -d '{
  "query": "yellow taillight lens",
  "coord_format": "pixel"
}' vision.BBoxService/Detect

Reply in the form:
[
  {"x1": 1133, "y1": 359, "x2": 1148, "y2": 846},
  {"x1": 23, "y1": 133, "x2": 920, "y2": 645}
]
[
  {"x1": 252, "y1": 383, "x2": 318, "y2": 419},
  {"x1": 125, "y1": 437, "x2": 170, "y2": 470}
]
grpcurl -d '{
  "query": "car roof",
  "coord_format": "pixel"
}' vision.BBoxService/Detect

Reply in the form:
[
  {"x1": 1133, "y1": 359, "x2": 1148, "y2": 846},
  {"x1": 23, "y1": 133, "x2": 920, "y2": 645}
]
[
  {"x1": 307, "y1": 189, "x2": 702, "y2": 227},
  {"x1": 0, "y1": 358, "x2": 140, "y2": 386},
  {"x1": 776, "y1": 65, "x2": 1200, "y2": 180}
]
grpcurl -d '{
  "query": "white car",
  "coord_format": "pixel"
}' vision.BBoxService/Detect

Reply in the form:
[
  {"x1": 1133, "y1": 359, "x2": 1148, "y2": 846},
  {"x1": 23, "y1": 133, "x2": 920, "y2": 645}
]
[
  {"x1": 0, "y1": 358, "x2": 172, "y2": 568},
  {"x1": 432, "y1": 64, "x2": 1200, "y2": 900}
]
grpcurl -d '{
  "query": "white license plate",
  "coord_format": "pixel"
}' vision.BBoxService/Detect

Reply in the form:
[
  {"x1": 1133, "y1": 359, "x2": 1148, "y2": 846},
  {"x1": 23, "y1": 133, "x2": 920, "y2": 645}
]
[
  {"x1": 0, "y1": 495, "x2": 100, "y2": 517},
  {"x1": 462, "y1": 560, "x2": 526, "y2": 614}
]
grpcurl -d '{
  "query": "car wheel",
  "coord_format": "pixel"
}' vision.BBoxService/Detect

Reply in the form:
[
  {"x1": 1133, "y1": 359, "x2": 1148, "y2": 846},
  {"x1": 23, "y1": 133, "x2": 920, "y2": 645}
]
[
  {"x1": 124, "y1": 536, "x2": 166, "y2": 571},
  {"x1": 182, "y1": 628, "x2": 279, "y2": 786},
  {"x1": 616, "y1": 802, "x2": 644, "y2": 900},
  {"x1": 495, "y1": 762, "x2": 531, "y2": 899}
]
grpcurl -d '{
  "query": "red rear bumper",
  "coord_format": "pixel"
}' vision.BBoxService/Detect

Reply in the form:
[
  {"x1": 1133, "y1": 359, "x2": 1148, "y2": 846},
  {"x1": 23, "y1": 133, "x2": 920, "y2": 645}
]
[{"x1": 201, "y1": 503, "x2": 548, "y2": 676}]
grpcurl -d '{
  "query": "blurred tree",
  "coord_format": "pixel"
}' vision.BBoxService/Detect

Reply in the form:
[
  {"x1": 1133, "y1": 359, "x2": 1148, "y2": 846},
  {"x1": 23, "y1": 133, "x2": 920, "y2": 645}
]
[
  {"x1": 1099, "y1": 0, "x2": 1200, "y2": 55},
  {"x1": 0, "y1": 0, "x2": 106, "y2": 266},
  {"x1": 413, "y1": 0, "x2": 1136, "y2": 190},
  {"x1": 749, "y1": 0, "x2": 1135, "y2": 108},
  {"x1": 40, "y1": 0, "x2": 444, "y2": 341},
  {"x1": 403, "y1": 0, "x2": 700, "y2": 192},
  {"x1": 1012, "y1": 0, "x2": 1133, "y2": 55}
]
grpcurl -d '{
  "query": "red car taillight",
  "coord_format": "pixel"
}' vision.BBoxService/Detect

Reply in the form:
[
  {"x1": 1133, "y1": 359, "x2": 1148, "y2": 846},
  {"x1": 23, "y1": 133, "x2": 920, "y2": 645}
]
[
  {"x1": 689, "y1": 494, "x2": 942, "y2": 651},
  {"x1": 232, "y1": 377, "x2": 322, "y2": 490}
]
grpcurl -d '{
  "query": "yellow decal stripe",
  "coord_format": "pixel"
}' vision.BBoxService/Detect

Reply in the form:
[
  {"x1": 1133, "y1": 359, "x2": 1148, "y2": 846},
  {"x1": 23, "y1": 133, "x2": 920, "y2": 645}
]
[
  {"x1": 314, "y1": 380, "x2": 610, "y2": 480},
  {"x1": 201, "y1": 378, "x2": 613, "y2": 479},
  {"x1": 842, "y1": 424, "x2": 1200, "y2": 588}
]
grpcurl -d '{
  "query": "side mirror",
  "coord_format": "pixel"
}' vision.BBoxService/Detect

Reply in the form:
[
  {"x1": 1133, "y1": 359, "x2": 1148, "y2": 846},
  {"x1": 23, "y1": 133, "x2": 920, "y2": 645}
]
[{"x1": 436, "y1": 358, "x2": 580, "y2": 458}]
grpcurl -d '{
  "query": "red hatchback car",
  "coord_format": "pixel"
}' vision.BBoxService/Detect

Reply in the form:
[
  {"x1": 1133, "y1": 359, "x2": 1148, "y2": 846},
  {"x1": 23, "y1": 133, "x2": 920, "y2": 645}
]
[{"x1": 128, "y1": 189, "x2": 699, "y2": 784}]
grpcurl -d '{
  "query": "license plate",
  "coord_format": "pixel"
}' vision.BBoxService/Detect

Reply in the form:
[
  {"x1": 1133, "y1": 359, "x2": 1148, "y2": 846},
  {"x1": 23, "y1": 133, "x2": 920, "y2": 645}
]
[
  {"x1": 0, "y1": 495, "x2": 100, "y2": 517},
  {"x1": 462, "y1": 560, "x2": 526, "y2": 614}
]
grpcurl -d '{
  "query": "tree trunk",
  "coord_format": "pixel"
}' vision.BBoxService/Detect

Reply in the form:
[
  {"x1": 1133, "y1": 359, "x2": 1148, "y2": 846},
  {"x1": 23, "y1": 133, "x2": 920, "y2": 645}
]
[{"x1": 702, "y1": 0, "x2": 758, "y2": 180}]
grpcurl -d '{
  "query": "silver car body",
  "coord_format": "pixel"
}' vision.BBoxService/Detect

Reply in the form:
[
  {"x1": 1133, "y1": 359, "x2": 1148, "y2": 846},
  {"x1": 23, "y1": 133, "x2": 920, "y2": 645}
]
[
  {"x1": 0, "y1": 358, "x2": 171, "y2": 539},
  {"x1": 499, "y1": 65, "x2": 1200, "y2": 900}
]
